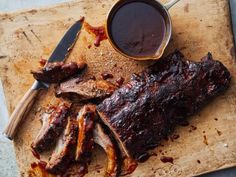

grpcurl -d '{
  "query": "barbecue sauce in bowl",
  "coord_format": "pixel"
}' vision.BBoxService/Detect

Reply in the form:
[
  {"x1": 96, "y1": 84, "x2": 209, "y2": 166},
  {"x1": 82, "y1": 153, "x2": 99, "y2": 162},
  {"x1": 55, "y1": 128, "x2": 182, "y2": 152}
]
[{"x1": 108, "y1": 1, "x2": 166, "y2": 58}]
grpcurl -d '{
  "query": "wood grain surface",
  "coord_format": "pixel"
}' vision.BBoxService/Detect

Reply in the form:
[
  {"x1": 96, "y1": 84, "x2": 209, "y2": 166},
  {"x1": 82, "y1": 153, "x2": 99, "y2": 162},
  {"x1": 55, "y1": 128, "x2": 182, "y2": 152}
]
[{"x1": 0, "y1": 0, "x2": 236, "y2": 176}]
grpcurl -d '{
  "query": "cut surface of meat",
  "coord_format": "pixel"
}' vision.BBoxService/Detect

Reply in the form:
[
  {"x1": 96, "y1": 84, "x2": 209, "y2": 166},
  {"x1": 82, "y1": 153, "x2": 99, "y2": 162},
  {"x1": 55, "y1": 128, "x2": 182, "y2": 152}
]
[
  {"x1": 93, "y1": 123, "x2": 119, "y2": 177},
  {"x1": 97, "y1": 51, "x2": 231, "y2": 160},
  {"x1": 56, "y1": 78, "x2": 117, "y2": 102},
  {"x1": 75, "y1": 105, "x2": 96, "y2": 162},
  {"x1": 31, "y1": 61, "x2": 86, "y2": 83},
  {"x1": 46, "y1": 118, "x2": 78, "y2": 174},
  {"x1": 31, "y1": 104, "x2": 70, "y2": 153}
]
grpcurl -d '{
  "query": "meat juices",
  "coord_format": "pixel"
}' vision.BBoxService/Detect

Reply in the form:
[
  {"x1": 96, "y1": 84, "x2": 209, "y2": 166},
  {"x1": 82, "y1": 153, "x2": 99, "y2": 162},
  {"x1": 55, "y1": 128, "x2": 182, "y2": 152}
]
[
  {"x1": 97, "y1": 51, "x2": 231, "y2": 161},
  {"x1": 109, "y1": 1, "x2": 166, "y2": 57}
]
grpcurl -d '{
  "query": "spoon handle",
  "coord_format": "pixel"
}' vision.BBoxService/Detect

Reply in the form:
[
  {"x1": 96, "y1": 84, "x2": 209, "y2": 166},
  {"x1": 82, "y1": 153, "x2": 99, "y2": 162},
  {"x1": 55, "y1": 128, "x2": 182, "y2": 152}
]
[{"x1": 164, "y1": 0, "x2": 180, "y2": 10}]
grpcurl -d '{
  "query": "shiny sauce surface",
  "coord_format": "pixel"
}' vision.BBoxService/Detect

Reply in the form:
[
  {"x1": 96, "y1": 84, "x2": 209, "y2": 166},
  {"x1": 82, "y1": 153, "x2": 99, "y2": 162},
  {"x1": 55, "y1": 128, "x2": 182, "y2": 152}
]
[{"x1": 110, "y1": 2, "x2": 166, "y2": 57}]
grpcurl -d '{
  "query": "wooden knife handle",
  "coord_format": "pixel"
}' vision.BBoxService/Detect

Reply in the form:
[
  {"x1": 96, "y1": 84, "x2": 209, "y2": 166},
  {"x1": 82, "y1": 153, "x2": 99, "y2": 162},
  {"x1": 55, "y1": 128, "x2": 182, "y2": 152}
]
[{"x1": 3, "y1": 88, "x2": 40, "y2": 140}]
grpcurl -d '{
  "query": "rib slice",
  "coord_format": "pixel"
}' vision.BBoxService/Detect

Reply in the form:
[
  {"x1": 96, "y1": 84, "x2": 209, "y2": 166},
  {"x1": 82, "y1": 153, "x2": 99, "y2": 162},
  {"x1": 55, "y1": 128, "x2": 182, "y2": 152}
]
[
  {"x1": 46, "y1": 118, "x2": 78, "y2": 174},
  {"x1": 56, "y1": 78, "x2": 117, "y2": 102},
  {"x1": 75, "y1": 105, "x2": 96, "y2": 162},
  {"x1": 97, "y1": 51, "x2": 231, "y2": 161},
  {"x1": 31, "y1": 61, "x2": 86, "y2": 83},
  {"x1": 31, "y1": 104, "x2": 70, "y2": 153},
  {"x1": 93, "y1": 123, "x2": 119, "y2": 177}
]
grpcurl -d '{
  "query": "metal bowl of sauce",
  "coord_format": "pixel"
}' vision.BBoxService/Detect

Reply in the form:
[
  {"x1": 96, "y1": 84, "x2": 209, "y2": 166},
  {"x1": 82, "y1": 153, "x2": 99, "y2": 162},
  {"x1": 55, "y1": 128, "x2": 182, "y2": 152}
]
[{"x1": 106, "y1": 0, "x2": 180, "y2": 60}]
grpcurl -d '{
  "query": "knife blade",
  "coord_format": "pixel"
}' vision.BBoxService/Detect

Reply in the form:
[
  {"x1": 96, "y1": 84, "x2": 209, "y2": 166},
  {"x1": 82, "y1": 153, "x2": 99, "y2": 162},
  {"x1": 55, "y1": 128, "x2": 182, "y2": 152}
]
[
  {"x1": 34, "y1": 19, "x2": 83, "y2": 90},
  {"x1": 3, "y1": 19, "x2": 83, "y2": 140}
]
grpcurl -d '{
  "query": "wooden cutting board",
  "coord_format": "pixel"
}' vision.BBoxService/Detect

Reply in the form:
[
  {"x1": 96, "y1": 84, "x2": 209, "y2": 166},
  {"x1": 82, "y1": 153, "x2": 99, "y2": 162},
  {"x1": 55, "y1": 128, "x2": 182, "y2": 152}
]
[{"x1": 0, "y1": 0, "x2": 236, "y2": 176}]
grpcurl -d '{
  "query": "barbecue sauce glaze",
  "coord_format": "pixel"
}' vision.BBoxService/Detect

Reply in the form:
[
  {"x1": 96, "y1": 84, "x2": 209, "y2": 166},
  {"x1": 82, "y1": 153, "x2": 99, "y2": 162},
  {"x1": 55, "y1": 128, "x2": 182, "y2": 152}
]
[{"x1": 110, "y1": 2, "x2": 166, "y2": 57}]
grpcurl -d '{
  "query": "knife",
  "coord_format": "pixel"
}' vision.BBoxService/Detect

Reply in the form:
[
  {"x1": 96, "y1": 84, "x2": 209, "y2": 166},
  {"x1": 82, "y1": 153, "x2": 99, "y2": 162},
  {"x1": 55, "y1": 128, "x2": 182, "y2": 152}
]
[{"x1": 3, "y1": 19, "x2": 83, "y2": 140}]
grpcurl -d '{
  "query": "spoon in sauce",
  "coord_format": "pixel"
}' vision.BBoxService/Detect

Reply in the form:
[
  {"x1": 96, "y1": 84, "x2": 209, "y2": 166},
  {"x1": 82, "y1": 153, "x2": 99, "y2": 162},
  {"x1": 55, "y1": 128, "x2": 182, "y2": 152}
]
[{"x1": 106, "y1": 0, "x2": 180, "y2": 60}]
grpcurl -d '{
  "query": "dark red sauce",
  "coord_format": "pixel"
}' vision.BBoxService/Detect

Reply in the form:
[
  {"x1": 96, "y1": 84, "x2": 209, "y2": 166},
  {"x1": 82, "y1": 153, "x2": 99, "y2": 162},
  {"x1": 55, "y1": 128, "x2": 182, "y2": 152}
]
[
  {"x1": 79, "y1": 16, "x2": 85, "y2": 23},
  {"x1": 160, "y1": 156, "x2": 174, "y2": 164},
  {"x1": 101, "y1": 72, "x2": 114, "y2": 80},
  {"x1": 116, "y1": 77, "x2": 125, "y2": 86},
  {"x1": 29, "y1": 162, "x2": 52, "y2": 177},
  {"x1": 170, "y1": 134, "x2": 180, "y2": 141},
  {"x1": 203, "y1": 135, "x2": 208, "y2": 145},
  {"x1": 216, "y1": 129, "x2": 222, "y2": 136},
  {"x1": 110, "y1": 1, "x2": 166, "y2": 57},
  {"x1": 84, "y1": 22, "x2": 107, "y2": 47},
  {"x1": 39, "y1": 58, "x2": 47, "y2": 66},
  {"x1": 189, "y1": 125, "x2": 197, "y2": 132},
  {"x1": 38, "y1": 160, "x2": 47, "y2": 169},
  {"x1": 31, "y1": 162, "x2": 38, "y2": 169}
]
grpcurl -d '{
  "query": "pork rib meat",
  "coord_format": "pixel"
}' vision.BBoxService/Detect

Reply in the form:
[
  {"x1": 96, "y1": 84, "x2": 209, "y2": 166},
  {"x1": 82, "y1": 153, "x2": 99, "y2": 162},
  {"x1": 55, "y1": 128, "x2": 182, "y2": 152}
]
[
  {"x1": 31, "y1": 61, "x2": 86, "y2": 83},
  {"x1": 31, "y1": 104, "x2": 70, "y2": 153},
  {"x1": 46, "y1": 118, "x2": 78, "y2": 174},
  {"x1": 97, "y1": 51, "x2": 231, "y2": 160}
]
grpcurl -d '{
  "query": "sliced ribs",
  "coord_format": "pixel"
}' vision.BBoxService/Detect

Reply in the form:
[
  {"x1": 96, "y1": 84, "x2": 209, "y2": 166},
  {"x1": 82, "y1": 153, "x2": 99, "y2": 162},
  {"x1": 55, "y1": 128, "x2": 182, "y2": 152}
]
[
  {"x1": 75, "y1": 105, "x2": 97, "y2": 162},
  {"x1": 97, "y1": 51, "x2": 231, "y2": 161},
  {"x1": 46, "y1": 118, "x2": 78, "y2": 174},
  {"x1": 31, "y1": 104, "x2": 70, "y2": 153},
  {"x1": 56, "y1": 78, "x2": 117, "y2": 102},
  {"x1": 31, "y1": 61, "x2": 86, "y2": 83},
  {"x1": 93, "y1": 123, "x2": 119, "y2": 177}
]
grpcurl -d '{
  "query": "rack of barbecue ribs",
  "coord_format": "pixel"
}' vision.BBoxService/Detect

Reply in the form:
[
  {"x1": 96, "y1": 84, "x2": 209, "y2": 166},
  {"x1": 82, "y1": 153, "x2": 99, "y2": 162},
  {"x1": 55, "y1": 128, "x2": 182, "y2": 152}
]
[
  {"x1": 31, "y1": 50, "x2": 231, "y2": 176},
  {"x1": 97, "y1": 51, "x2": 231, "y2": 163}
]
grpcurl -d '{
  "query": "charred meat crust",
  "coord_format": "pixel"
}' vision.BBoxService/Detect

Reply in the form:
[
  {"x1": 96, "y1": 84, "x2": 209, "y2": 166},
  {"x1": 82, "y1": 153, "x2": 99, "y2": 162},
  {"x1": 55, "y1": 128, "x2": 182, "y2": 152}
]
[
  {"x1": 56, "y1": 78, "x2": 117, "y2": 103},
  {"x1": 93, "y1": 123, "x2": 119, "y2": 177},
  {"x1": 31, "y1": 104, "x2": 70, "y2": 153},
  {"x1": 75, "y1": 105, "x2": 97, "y2": 162},
  {"x1": 31, "y1": 61, "x2": 86, "y2": 83},
  {"x1": 46, "y1": 118, "x2": 78, "y2": 174},
  {"x1": 97, "y1": 51, "x2": 231, "y2": 160}
]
